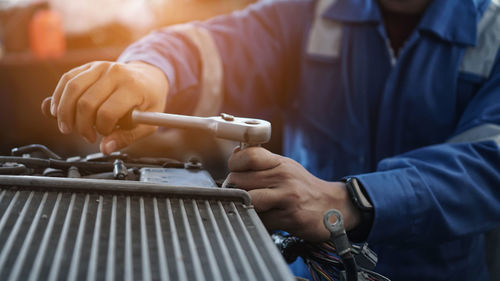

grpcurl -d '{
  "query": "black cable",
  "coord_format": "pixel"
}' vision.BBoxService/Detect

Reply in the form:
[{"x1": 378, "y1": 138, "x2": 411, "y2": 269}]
[
  {"x1": 11, "y1": 144, "x2": 62, "y2": 159},
  {"x1": 342, "y1": 254, "x2": 358, "y2": 281},
  {"x1": 0, "y1": 156, "x2": 157, "y2": 174}
]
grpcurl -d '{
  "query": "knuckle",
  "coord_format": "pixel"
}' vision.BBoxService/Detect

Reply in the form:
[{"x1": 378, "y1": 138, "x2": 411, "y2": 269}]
[
  {"x1": 123, "y1": 72, "x2": 139, "y2": 85},
  {"x1": 96, "y1": 108, "x2": 116, "y2": 134},
  {"x1": 77, "y1": 97, "x2": 93, "y2": 114},
  {"x1": 97, "y1": 107, "x2": 114, "y2": 122},
  {"x1": 274, "y1": 166, "x2": 290, "y2": 182},
  {"x1": 60, "y1": 73, "x2": 71, "y2": 83},
  {"x1": 108, "y1": 63, "x2": 124, "y2": 75},
  {"x1": 245, "y1": 150, "x2": 260, "y2": 168},
  {"x1": 270, "y1": 165, "x2": 289, "y2": 183},
  {"x1": 66, "y1": 80, "x2": 81, "y2": 93},
  {"x1": 284, "y1": 187, "x2": 301, "y2": 204}
]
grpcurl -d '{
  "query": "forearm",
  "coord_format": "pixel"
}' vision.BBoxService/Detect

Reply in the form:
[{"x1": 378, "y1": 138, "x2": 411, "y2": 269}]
[
  {"x1": 118, "y1": 0, "x2": 311, "y2": 116},
  {"x1": 353, "y1": 140, "x2": 500, "y2": 245}
]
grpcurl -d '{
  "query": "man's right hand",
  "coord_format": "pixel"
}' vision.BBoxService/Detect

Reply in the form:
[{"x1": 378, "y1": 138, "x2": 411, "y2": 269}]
[{"x1": 49, "y1": 61, "x2": 169, "y2": 154}]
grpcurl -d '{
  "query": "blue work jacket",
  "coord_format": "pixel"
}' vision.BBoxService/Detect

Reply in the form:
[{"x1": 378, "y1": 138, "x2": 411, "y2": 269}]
[{"x1": 119, "y1": 0, "x2": 500, "y2": 280}]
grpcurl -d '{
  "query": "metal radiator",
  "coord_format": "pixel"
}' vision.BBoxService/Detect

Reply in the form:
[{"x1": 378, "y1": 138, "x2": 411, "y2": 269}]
[{"x1": 0, "y1": 176, "x2": 295, "y2": 281}]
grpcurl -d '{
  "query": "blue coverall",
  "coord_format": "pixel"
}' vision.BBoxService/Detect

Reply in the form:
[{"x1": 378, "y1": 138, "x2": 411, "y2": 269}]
[{"x1": 119, "y1": 0, "x2": 500, "y2": 280}]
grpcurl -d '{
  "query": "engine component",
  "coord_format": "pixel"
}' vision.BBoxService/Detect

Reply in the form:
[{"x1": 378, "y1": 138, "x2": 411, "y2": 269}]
[{"x1": 0, "y1": 145, "x2": 296, "y2": 281}]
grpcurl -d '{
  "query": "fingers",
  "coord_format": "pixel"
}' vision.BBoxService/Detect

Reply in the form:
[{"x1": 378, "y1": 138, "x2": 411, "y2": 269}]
[
  {"x1": 258, "y1": 209, "x2": 295, "y2": 231},
  {"x1": 50, "y1": 60, "x2": 169, "y2": 150},
  {"x1": 228, "y1": 147, "x2": 281, "y2": 172},
  {"x1": 99, "y1": 124, "x2": 156, "y2": 154},
  {"x1": 95, "y1": 87, "x2": 143, "y2": 136},
  {"x1": 41, "y1": 97, "x2": 52, "y2": 117},
  {"x1": 248, "y1": 189, "x2": 287, "y2": 212},
  {"x1": 225, "y1": 169, "x2": 279, "y2": 190},
  {"x1": 51, "y1": 63, "x2": 93, "y2": 116},
  {"x1": 73, "y1": 76, "x2": 117, "y2": 143},
  {"x1": 56, "y1": 63, "x2": 106, "y2": 134}
]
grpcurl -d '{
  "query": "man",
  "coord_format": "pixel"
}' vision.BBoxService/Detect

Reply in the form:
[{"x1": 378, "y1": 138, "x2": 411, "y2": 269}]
[{"x1": 48, "y1": 0, "x2": 500, "y2": 280}]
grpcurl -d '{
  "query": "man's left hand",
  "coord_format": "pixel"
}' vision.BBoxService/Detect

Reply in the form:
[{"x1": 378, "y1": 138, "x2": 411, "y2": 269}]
[{"x1": 226, "y1": 146, "x2": 361, "y2": 242}]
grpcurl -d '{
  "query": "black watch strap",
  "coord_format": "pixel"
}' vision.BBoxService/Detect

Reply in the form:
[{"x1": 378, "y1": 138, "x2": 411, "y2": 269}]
[
  {"x1": 345, "y1": 178, "x2": 373, "y2": 211},
  {"x1": 344, "y1": 177, "x2": 374, "y2": 242}
]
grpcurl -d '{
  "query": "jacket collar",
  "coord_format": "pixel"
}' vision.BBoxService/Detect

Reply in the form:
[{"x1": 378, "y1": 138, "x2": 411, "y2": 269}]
[{"x1": 323, "y1": 0, "x2": 490, "y2": 46}]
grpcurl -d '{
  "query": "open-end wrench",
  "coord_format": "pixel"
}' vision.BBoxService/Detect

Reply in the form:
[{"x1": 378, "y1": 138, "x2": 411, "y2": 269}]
[{"x1": 41, "y1": 97, "x2": 271, "y2": 146}]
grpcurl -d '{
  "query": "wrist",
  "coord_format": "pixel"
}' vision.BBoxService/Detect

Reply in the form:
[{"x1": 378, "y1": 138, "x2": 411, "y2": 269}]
[
  {"x1": 343, "y1": 177, "x2": 374, "y2": 242},
  {"x1": 328, "y1": 181, "x2": 362, "y2": 231}
]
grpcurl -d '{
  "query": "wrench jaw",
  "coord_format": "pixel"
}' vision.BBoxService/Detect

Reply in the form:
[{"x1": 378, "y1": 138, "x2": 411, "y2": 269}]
[{"x1": 211, "y1": 116, "x2": 272, "y2": 146}]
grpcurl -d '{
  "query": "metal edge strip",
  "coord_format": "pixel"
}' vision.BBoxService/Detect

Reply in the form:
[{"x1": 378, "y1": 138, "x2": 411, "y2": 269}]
[{"x1": 0, "y1": 176, "x2": 251, "y2": 205}]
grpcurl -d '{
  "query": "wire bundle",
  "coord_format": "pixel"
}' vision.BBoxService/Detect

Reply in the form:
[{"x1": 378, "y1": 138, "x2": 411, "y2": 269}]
[
  {"x1": 303, "y1": 241, "x2": 390, "y2": 281},
  {"x1": 302, "y1": 241, "x2": 343, "y2": 281},
  {"x1": 272, "y1": 233, "x2": 391, "y2": 281}
]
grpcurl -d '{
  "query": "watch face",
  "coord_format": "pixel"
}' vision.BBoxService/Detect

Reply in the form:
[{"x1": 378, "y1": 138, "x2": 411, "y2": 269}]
[{"x1": 349, "y1": 178, "x2": 373, "y2": 210}]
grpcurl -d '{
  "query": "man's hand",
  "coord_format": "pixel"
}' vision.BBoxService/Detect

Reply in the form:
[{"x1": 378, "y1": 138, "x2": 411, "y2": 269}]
[
  {"x1": 226, "y1": 146, "x2": 361, "y2": 242},
  {"x1": 49, "y1": 61, "x2": 169, "y2": 154}
]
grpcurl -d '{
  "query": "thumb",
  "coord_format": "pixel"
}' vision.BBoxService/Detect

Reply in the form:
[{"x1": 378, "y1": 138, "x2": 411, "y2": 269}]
[
  {"x1": 228, "y1": 146, "x2": 280, "y2": 172},
  {"x1": 99, "y1": 124, "x2": 157, "y2": 154}
]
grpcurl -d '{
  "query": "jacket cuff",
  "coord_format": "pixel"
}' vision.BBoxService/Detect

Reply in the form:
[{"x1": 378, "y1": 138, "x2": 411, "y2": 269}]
[{"x1": 352, "y1": 167, "x2": 428, "y2": 245}]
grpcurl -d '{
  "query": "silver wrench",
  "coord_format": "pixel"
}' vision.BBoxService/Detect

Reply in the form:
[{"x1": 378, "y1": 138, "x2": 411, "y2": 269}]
[
  {"x1": 42, "y1": 97, "x2": 272, "y2": 146},
  {"x1": 122, "y1": 110, "x2": 271, "y2": 146}
]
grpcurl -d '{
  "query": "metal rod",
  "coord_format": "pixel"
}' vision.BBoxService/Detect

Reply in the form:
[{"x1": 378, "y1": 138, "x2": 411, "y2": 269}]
[
  {"x1": 67, "y1": 194, "x2": 90, "y2": 281},
  {"x1": 48, "y1": 193, "x2": 77, "y2": 281},
  {"x1": 204, "y1": 201, "x2": 239, "y2": 280},
  {"x1": 0, "y1": 191, "x2": 20, "y2": 236},
  {"x1": 7, "y1": 192, "x2": 48, "y2": 281},
  {"x1": 28, "y1": 193, "x2": 63, "y2": 281},
  {"x1": 192, "y1": 200, "x2": 223, "y2": 280},
  {"x1": 179, "y1": 199, "x2": 206, "y2": 281},
  {"x1": 217, "y1": 201, "x2": 258, "y2": 281},
  {"x1": 132, "y1": 111, "x2": 215, "y2": 132},
  {"x1": 87, "y1": 195, "x2": 103, "y2": 281},
  {"x1": 0, "y1": 190, "x2": 6, "y2": 204},
  {"x1": 124, "y1": 196, "x2": 133, "y2": 281},
  {"x1": 0, "y1": 192, "x2": 35, "y2": 277},
  {"x1": 166, "y1": 199, "x2": 187, "y2": 281},
  {"x1": 140, "y1": 197, "x2": 153, "y2": 281},
  {"x1": 153, "y1": 198, "x2": 170, "y2": 281},
  {"x1": 105, "y1": 196, "x2": 117, "y2": 281},
  {"x1": 230, "y1": 202, "x2": 274, "y2": 280}
]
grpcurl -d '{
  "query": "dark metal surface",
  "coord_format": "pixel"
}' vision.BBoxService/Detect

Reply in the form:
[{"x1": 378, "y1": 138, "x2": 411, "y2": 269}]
[
  {"x1": 140, "y1": 168, "x2": 218, "y2": 187},
  {"x1": 0, "y1": 176, "x2": 295, "y2": 281}
]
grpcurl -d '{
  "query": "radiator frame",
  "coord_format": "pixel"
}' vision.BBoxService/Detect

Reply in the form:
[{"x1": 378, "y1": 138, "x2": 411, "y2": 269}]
[{"x1": 0, "y1": 175, "x2": 296, "y2": 281}]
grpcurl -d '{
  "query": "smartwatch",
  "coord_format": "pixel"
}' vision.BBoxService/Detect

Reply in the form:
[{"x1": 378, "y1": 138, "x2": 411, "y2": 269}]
[{"x1": 344, "y1": 177, "x2": 374, "y2": 242}]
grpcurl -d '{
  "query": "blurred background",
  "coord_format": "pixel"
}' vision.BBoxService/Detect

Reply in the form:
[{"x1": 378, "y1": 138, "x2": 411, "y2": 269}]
[{"x1": 0, "y1": 0, "x2": 257, "y2": 178}]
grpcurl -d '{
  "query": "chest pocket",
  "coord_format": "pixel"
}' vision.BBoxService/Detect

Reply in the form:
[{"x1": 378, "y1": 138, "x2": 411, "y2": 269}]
[
  {"x1": 306, "y1": 0, "x2": 342, "y2": 60},
  {"x1": 300, "y1": 0, "x2": 344, "y2": 132},
  {"x1": 457, "y1": 0, "x2": 500, "y2": 115}
]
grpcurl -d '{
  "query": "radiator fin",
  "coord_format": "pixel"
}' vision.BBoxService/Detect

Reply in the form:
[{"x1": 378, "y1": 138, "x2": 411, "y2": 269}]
[{"x1": 0, "y1": 189, "x2": 294, "y2": 281}]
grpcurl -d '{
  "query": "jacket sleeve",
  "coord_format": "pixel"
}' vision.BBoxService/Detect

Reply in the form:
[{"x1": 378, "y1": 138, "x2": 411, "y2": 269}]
[
  {"x1": 118, "y1": 0, "x2": 311, "y2": 116},
  {"x1": 355, "y1": 54, "x2": 500, "y2": 246}
]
